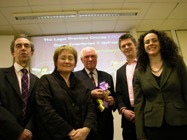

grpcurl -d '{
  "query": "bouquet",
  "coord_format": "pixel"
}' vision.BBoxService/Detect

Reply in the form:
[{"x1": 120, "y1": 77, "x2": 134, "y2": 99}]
[{"x1": 96, "y1": 81, "x2": 111, "y2": 112}]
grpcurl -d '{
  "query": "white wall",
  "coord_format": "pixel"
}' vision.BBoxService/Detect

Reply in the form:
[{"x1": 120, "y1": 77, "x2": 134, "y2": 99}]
[
  {"x1": 0, "y1": 35, "x2": 14, "y2": 67},
  {"x1": 113, "y1": 111, "x2": 123, "y2": 140},
  {"x1": 176, "y1": 31, "x2": 187, "y2": 64}
]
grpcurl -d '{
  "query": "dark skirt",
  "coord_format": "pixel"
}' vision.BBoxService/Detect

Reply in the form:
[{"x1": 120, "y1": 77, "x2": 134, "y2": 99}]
[{"x1": 145, "y1": 119, "x2": 187, "y2": 140}]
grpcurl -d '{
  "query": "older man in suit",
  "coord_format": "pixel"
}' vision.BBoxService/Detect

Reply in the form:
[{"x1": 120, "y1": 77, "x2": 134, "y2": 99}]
[
  {"x1": 74, "y1": 47, "x2": 116, "y2": 140},
  {"x1": 0, "y1": 35, "x2": 39, "y2": 140}
]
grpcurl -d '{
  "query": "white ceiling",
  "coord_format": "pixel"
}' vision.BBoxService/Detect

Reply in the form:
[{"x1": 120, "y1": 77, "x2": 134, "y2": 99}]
[{"x1": 0, "y1": 0, "x2": 187, "y2": 36}]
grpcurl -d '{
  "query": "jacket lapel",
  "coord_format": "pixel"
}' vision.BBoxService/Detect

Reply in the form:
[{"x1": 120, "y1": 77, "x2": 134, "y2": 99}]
[
  {"x1": 145, "y1": 63, "x2": 172, "y2": 89},
  {"x1": 82, "y1": 69, "x2": 96, "y2": 89},
  {"x1": 97, "y1": 70, "x2": 106, "y2": 86},
  {"x1": 145, "y1": 65, "x2": 160, "y2": 89},
  {"x1": 6, "y1": 66, "x2": 21, "y2": 97},
  {"x1": 51, "y1": 72, "x2": 75, "y2": 101},
  {"x1": 28, "y1": 74, "x2": 35, "y2": 97},
  {"x1": 160, "y1": 63, "x2": 172, "y2": 88}
]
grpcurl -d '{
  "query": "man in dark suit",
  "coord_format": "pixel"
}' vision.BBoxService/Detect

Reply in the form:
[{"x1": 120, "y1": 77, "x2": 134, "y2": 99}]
[
  {"x1": 74, "y1": 47, "x2": 116, "y2": 140},
  {"x1": 116, "y1": 34, "x2": 137, "y2": 140},
  {"x1": 0, "y1": 35, "x2": 39, "y2": 140}
]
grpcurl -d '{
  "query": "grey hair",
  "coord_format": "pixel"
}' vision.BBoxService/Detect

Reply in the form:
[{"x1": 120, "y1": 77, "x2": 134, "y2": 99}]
[{"x1": 80, "y1": 47, "x2": 98, "y2": 58}]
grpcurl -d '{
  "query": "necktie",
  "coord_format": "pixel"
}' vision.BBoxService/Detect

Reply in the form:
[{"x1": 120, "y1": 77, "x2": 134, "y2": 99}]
[
  {"x1": 21, "y1": 69, "x2": 28, "y2": 118},
  {"x1": 89, "y1": 71, "x2": 95, "y2": 85}
]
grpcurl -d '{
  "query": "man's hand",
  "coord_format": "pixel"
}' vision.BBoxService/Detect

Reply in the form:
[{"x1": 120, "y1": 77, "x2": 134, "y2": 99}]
[
  {"x1": 91, "y1": 89, "x2": 104, "y2": 99},
  {"x1": 105, "y1": 96, "x2": 115, "y2": 106},
  {"x1": 122, "y1": 109, "x2": 135, "y2": 123}
]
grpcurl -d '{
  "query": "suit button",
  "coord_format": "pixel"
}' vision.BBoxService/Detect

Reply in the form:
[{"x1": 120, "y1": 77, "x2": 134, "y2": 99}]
[{"x1": 72, "y1": 103, "x2": 75, "y2": 107}]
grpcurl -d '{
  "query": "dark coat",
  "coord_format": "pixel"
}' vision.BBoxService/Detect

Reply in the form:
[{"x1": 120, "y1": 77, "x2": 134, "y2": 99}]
[
  {"x1": 74, "y1": 69, "x2": 116, "y2": 140},
  {"x1": 35, "y1": 71, "x2": 97, "y2": 140},
  {"x1": 116, "y1": 63, "x2": 135, "y2": 126},
  {"x1": 0, "y1": 66, "x2": 39, "y2": 140},
  {"x1": 134, "y1": 57, "x2": 187, "y2": 139},
  {"x1": 116, "y1": 63, "x2": 137, "y2": 140}
]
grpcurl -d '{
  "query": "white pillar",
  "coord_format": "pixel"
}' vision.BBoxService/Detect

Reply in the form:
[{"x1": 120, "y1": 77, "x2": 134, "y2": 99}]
[{"x1": 130, "y1": 29, "x2": 138, "y2": 40}]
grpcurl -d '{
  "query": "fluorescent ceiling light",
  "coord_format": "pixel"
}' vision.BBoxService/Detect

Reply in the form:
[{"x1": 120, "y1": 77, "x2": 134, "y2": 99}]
[
  {"x1": 14, "y1": 11, "x2": 77, "y2": 20},
  {"x1": 14, "y1": 9, "x2": 138, "y2": 20},
  {"x1": 78, "y1": 9, "x2": 138, "y2": 17}
]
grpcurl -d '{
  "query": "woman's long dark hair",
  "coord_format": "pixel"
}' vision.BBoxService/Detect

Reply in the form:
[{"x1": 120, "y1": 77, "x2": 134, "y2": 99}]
[{"x1": 137, "y1": 29, "x2": 181, "y2": 71}]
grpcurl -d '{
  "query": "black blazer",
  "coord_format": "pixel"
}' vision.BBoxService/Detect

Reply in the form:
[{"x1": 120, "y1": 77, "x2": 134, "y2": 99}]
[
  {"x1": 116, "y1": 63, "x2": 135, "y2": 127},
  {"x1": 0, "y1": 66, "x2": 39, "y2": 140},
  {"x1": 74, "y1": 68, "x2": 116, "y2": 140},
  {"x1": 35, "y1": 71, "x2": 97, "y2": 140}
]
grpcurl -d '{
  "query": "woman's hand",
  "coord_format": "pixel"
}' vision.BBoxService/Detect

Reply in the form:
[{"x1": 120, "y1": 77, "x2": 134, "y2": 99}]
[{"x1": 69, "y1": 127, "x2": 90, "y2": 140}]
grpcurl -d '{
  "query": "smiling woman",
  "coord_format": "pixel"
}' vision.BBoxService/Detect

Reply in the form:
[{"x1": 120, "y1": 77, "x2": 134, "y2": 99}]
[
  {"x1": 54, "y1": 46, "x2": 77, "y2": 79},
  {"x1": 35, "y1": 45, "x2": 97, "y2": 140},
  {"x1": 134, "y1": 29, "x2": 187, "y2": 140}
]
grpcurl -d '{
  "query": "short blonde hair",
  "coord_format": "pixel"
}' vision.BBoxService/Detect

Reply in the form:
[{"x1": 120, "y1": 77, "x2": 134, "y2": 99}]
[{"x1": 53, "y1": 45, "x2": 78, "y2": 68}]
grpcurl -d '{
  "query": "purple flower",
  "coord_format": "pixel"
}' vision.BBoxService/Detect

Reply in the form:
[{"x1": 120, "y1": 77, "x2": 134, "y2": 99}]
[{"x1": 98, "y1": 81, "x2": 110, "y2": 90}]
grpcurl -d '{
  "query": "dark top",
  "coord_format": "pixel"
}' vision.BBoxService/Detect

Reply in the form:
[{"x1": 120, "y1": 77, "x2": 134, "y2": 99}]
[
  {"x1": 116, "y1": 63, "x2": 135, "y2": 126},
  {"x1": 35, "y1": 70, "x2": 97, "y2": 140}
]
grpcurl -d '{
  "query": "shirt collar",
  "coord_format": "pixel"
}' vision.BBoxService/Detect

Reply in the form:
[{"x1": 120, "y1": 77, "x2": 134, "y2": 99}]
[
  {"x1": 126, "y1": 58, "x2": 137, "y2": 64},
  {"x1": 85, "y1": 68, "x2": 97, "y2": 75},
  {"x1": 14, "y1": 62, "x2": 29, "y2": 73}
]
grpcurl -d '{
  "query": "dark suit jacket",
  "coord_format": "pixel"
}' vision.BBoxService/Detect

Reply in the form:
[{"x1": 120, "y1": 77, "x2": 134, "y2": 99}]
[
  {"x1": 0, "y1": 66, "x2": 39, "y2": 140},
  {"x1": 35, "y1": 71, "x2": 97, "y2": 140},
  {"x1": 116, "y1": 63, "x2": 135, "y2": 127},
  {"x1": 133, "y1": 57, "x2": 187, "y2": 139},
  {"x1": 74, "y1": 68, "x2": 116, "y2": 140}
]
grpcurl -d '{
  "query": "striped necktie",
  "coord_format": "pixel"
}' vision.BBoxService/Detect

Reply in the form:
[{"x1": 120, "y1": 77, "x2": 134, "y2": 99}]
[
  {"x1": 21, "y1": 69, "x2": 28, "y2": 119},
  {"x1": 89, "y1": 71, "x2": 95, "y2": 85}
]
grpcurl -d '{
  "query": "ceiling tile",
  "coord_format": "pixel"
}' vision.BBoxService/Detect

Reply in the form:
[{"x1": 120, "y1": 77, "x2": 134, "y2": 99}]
[
  {"x1": 159, "y1": 19, "x2": 186, "y2": 30},
  {"x1": 62, "y1": 0, "x2": 93, "y2": 4},
  {"x1": 61, "y1": 4, "x2": 93, "y2": 10},
  {"x1": 30, "y1": 5, "x2": 63, "y2": 12},
  {"x1": 137, "y1": 20, "x2": 164, "y2": 31},
  {"x1": 66, "y1": 21, "x2": 91, "y2": 34},
  {"x1": 0, "y1": 25, "x2": 16, "y2": 35},
  {"x1": 39, "y1": 23, "x2": 68, "y2": 35},
  {"x1": 0, "y1": 0, "x2": 28, "y2": 7},
  {"x1": 125, "y1": 0, "x2": 152, "y2": 2},
  {"x1": 114, "y1": 20, "x2": 141, "y2": 31},
  {"x1": 91, "y1": 20, "x2": 117, "y2": 32},
  {"x1": 92, "y1": 3, "x2": 123, "y2": 9},
  {"x1": 169, "y1": 3, "x2": 187, "y2": 18},
  {"x1": 175, "y1": 20, "x2": 187, "y2": 29},
  {"x1": 28, "y1": 0, "x2": 62, "y2": 5},
  {"x1": 144, "y1": 3, "x2": 177, "y2": 19},
  {"x1": 13, "y1": 24, "x2": 42, "y2": 36},
  {"x1": 0, "y1": 12, "x2": 10, "y2": 25},
  {"x1": 1, "y1": 7, "x2": 36, "y2": 24},
  {"x1": 93, "y1": 0, "x2": 124, "y2": 2},
  {"x1": 0, "y1": 0, "x2": 186, "y2": 36}
]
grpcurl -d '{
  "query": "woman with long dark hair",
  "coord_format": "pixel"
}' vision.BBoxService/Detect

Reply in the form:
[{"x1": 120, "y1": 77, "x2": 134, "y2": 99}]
[{"x1": 134, "y1": 29, "x2": 187, "y2": 140}]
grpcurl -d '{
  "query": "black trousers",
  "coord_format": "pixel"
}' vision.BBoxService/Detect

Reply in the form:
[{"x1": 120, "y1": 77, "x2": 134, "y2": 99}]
[{"x1": 122, "y1": 120, "x2": 137, "y2": 140}]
